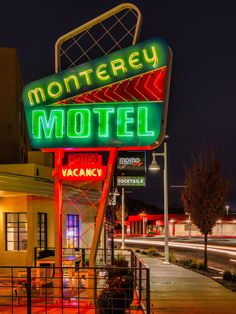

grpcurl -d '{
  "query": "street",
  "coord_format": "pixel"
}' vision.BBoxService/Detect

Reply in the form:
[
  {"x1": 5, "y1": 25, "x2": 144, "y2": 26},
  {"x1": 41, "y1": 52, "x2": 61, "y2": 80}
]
[{"x1": 115, "y1": 237, "x2": 236, "y2": 272}]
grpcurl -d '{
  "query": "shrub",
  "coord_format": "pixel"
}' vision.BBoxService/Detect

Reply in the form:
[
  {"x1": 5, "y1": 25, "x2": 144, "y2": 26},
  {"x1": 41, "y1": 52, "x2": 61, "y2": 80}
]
[
  {"x1": 147, "y1": 231, "x2": 156, "y2": 237},
  {"x1": 98, "y1": 256, "x2": 134, "y2": 313},
  {"x1": 107, "y1": 255, "x2": 130, "y2": 277},
  {"x1": 169, "y1": 251, "x2": 177, "y2": 263},
  {"x1": 176, "y1": 258, "x2": 206, "y2": 271},
  {"x1": 135, "y1": 249, "x2": 141, "y2": 253},
  {"x1": 182, "y1": 258, "x2": 194, "y2": 267},
  {"x1": 140, "y1": 250, "x2": 147, "y2": 255},
  {"x1": 232, "y1": 272, "x2": 236, "y2": 282},
  {"x1": 97, "y1": 289, "x2": 126, "y2": 314},
  {"x1": 189, "y1": 260, "x2": 198, "y2": 269},
  {"x1": 223, "y1": 270, "x2": 233, "y2": 281},
  {"x1": 147, "y1": 248, "x2": 160, "y2": 257},
  {"x1": 197, "y1": 261, "x2": 206, "y2": 270},
  {"x1": 113, "y1": 254, "x2": 129, "y2": 267}
]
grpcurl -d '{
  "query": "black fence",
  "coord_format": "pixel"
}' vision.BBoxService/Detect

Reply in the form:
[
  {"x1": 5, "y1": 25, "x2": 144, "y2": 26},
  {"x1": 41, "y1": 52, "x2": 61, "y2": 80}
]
[{"x1": 0, "y1": 250, "x2": 150, "y2": 313}]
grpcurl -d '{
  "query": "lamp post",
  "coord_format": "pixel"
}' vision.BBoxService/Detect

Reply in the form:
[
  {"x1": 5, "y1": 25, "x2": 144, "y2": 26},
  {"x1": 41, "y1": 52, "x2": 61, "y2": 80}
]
[
  {"x1": 148, "y1": 141, "x2": 169, "y2": 264},
  {"x1": 111, "y1": 185, "x2": 126, "y2": 250},
  {"x1": 226, "y1": 205, "x2": 229, "y2": 216},
  {"x1": 121, "y1": 187, "x2": 125, "y2": 249},
  {"x1": 107, "y1": 187, "x2": 120, "y2": 263},
  {"x1": 139, "y1": 212, "x2": 147, "y2": 237}
]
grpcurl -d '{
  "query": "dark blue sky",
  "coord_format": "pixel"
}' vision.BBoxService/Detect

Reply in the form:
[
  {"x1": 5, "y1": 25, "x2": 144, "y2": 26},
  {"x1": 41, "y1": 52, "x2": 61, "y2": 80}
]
[{"x1": 1, "y1": 0, "x2": 236, "y2": 211}]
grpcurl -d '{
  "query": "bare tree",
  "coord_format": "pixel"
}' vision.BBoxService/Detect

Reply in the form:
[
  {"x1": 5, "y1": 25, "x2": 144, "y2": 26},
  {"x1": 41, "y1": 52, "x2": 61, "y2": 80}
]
[{"x1": 181, "y1": 151, "x2": 229, "y2": 269}]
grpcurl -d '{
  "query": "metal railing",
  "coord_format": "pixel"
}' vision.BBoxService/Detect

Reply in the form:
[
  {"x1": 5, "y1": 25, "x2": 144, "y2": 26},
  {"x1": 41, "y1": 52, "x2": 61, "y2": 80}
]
[
  {"x1": 34, "y1": 246, "x2": 133, "y2": 267},
  {"x1": 0, "y1": 250, "x2": 150, "y2": 313}
]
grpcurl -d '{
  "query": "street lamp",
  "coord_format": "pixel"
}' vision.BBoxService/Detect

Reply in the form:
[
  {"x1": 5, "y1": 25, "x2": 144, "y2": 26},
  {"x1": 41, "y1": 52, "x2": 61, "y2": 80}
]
[
  {"x1": 113, "y1": 187, "x2": 120, "y2": 197},
  {"x1": 107, "y1": 187, "x2": 120, "y2": 264},
  {"x1": 226, "y1": 205, "x2": 229, "y2": 216},
  {"x1": 121, "y1": 187, "x2": 125, "y2": 249},
  {"x1": 148, "y1": 141, "x2": 169, "y2": 264}
]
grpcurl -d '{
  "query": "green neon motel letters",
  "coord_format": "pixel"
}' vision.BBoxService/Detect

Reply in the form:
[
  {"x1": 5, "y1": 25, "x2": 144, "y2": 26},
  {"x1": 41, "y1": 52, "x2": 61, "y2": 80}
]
[
  {"x1": 32, "y1": 110, "x2": 64, "y2": 138},
  {"x1": 138, "y1": 107, "x2": 154, "y2": 136},
  {"x1": 117, "y1": 107, "x2": 134, "y2": 137},
  {"x1": 27, "y1": 102, "x2": 162, "y2": 149},
  {"x1": 67, "y1": 109, "x2": 90, "y2": 138},
  {"x1": 93, "y1": 108, "x2": 115, "y2": 137}
]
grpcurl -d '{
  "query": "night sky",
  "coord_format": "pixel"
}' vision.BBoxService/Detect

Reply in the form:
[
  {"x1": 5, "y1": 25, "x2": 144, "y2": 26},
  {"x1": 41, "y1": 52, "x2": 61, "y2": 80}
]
[{"x1": 1, "y1": 0, "x2": 236, "y2": 211}]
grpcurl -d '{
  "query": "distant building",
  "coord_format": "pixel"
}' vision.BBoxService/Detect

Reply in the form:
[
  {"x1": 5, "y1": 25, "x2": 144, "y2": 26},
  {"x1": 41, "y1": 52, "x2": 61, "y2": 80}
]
[
  {"x1": 125, "y1": 213, "x2": 236, "y2": 237},
  {"x1": 0, "y1": 47, "x2": 28, "y2": 163}
]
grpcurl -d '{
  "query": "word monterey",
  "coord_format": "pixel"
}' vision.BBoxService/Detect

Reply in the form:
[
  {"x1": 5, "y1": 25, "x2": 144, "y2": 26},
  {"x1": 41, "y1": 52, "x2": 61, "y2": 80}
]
[{"x1": 23, "y1": 38, "x2": 168, "y2": 107}]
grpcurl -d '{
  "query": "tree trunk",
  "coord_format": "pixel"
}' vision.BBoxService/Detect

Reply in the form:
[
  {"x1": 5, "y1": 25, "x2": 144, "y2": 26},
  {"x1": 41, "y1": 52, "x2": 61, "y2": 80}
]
[{"x1": 204, "y1": 233, "x2": 208, "y2": 270}]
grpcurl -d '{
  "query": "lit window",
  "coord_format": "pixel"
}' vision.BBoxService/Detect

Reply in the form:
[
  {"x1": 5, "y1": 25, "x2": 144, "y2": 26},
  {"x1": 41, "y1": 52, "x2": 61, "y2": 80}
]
[
  {"x1": 6, "y1": 213, "x2": 27, "y2": 251},
  {"x1": 37, "y1": 213, "x2": 47, "y2": 249},
  {"x1": 66, "y1": 214, "x2": 79, "y2": 248}
]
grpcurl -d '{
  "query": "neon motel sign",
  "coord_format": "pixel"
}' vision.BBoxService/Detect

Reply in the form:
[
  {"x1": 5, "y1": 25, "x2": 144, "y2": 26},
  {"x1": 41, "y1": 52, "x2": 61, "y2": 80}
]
[{"x1": 22, "y1": 37, "x2": 172, "y2": 150}]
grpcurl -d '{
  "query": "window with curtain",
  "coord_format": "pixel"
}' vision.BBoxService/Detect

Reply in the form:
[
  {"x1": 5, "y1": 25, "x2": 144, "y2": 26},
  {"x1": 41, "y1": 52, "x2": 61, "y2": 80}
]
[
  {"x1": 37, "y1": 213, "x2": 47, "y2": 249},
  {"x1": 66, "y1": 214, "x2": 79, "y2": 248},
  {"x1": 5, "y1": 213, "x2": 27, "y2": 251}
]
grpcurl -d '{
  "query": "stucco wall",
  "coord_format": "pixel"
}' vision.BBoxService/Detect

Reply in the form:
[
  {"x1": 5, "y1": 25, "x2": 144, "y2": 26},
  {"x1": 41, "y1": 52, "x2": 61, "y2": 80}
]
[
  {"x1": 0, "y1": 196, "x2": 28, "y2": 266},
  {"x1": 0, "y1": 195, "x2": 54, "y2": 267}
]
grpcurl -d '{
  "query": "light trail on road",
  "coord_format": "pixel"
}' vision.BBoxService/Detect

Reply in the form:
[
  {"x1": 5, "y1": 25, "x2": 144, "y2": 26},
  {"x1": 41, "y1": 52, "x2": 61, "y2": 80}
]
[{"x1": 115, "y1": 238, "x2": 236, "y2": 256}]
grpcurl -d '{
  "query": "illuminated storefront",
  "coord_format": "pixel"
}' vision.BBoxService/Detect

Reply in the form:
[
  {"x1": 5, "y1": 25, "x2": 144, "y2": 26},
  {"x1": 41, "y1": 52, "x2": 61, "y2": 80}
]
[
  {"x1": 125, "y1": 214, "x2": 236, "y2": 237},
  {"x1": 0, "y1": 160, "x2": 100, "y2": 267}
]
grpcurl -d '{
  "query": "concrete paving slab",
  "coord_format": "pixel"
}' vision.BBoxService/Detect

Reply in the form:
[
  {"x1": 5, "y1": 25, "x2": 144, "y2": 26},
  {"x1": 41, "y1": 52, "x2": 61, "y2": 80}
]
[{"x1": 139, "y1": 255, "x2": 236, "y2": 314}]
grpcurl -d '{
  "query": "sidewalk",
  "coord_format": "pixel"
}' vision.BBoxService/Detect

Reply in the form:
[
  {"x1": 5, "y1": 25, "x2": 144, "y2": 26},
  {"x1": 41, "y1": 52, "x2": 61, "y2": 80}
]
[{"x1": 139, "y1": 255, "x2": 236, "y2": 314}]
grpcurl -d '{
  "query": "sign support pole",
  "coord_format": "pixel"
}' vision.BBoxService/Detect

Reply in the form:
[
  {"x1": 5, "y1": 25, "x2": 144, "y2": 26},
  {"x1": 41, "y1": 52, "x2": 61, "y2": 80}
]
[
  {"x1": 89, "y1": 148, "x2": 117, "y2": 267},
  {"x1": 54, "y1": 149, "x2": 64, "y2": 300},
  {"x1": 54, "y1": 149, "x2": 63, "y2": 268},
  {"x1": 121, "y1": 187, "x2": 125, "y2": 249},
  {"x1": 88, "y1": 148, "x2": 117, "y2": 304}
]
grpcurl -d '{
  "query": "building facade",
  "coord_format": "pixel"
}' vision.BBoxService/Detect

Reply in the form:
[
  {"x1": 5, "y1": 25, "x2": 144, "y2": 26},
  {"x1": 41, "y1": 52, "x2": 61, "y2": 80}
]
[
  {"x1": 0, "y1": 156, "x2": 100, "y2": 269},
  {"x1": 0, "y1": 48, "x2": 28, "y2": 163},
  {"x1": 126, "y1": 213, "x2": 236, "y2": 237}
]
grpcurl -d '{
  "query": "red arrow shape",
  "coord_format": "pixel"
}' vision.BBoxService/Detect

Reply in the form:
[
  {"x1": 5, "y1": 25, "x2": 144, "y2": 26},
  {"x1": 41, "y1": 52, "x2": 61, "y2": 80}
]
[
  {"x1": 126, "y1": 75, "x2": 148, "y2": 101},
  {"x1": 145, "y1": 68, "x2": 166, "y2": 100},
  {"x1": 115, "y1": 80, "x2": 134, "y2": 101},
  {"x1": 57, "y1": 67, "x2": 167, "y2": 104},
  {"x1": 106, "y1": 83, "x2": 128, "y2": 102}
]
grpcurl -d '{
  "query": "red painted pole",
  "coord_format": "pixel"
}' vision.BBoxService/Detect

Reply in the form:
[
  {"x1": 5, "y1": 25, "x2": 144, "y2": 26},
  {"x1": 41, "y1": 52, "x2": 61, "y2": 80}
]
[
  {"x1": 54, "y1": 149, "x2": 63, "y2": 268},
  {"x1": 89, "y1": 148, "x2": 117, "y2": 267},
  {"x1": 54, "y1": 149, "x2": 63, "y2": 302}
]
